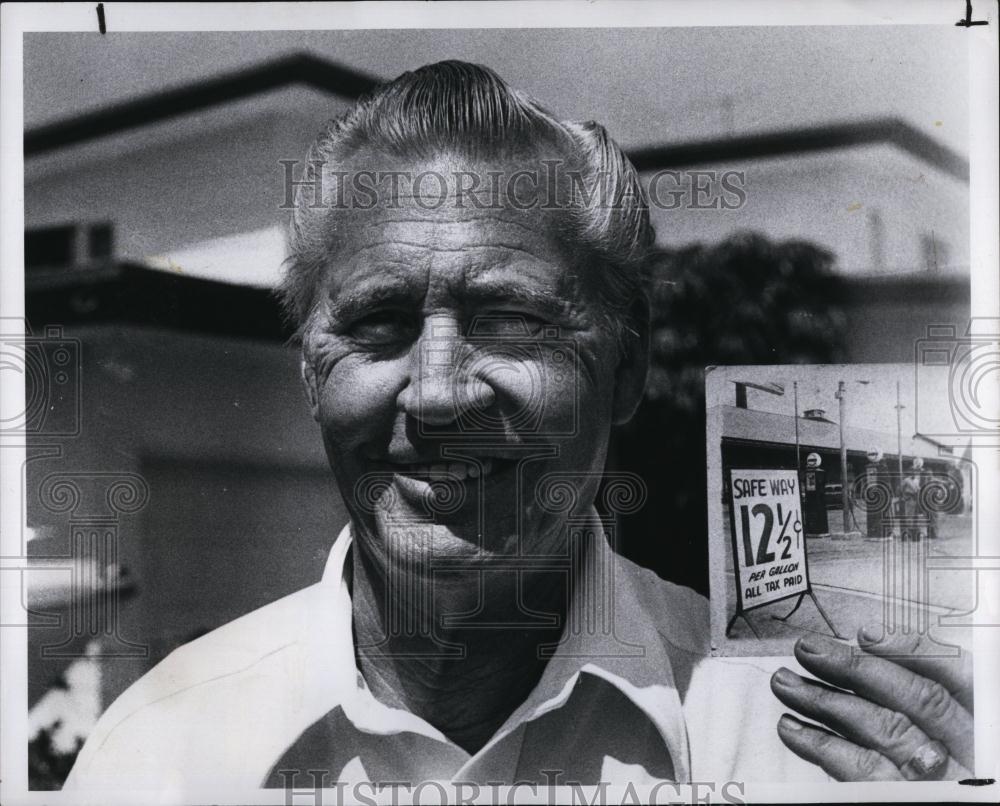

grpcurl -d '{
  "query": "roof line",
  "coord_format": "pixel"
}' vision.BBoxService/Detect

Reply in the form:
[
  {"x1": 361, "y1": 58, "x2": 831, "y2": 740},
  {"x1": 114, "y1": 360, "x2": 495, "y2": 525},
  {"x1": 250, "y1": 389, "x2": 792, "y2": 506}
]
[
  {"x1": 24, "y1": 55, "x2": 968, "y2": 184},
  {"x1": 24, "y1": 52, "x2": 382, "y2": 156},
  {"x1": 629, "y1": 117, "x2": 969, "y2": 182}
]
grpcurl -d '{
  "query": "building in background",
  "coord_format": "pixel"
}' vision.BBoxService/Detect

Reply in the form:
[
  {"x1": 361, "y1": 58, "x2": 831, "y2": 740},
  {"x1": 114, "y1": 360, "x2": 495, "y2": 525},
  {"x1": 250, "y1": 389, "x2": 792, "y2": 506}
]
[
  {"x1": 711, "y1": 374, "x2": 972, "y2": 516},
  {"x1": 24, "y1": 30, "x2": 970, "y2": 361},
  {"x1": 715, "y1": 400, "x2": 966, "y2": 507},
  {"x1": 23, "y1": 266, "x2": 347, "y2": 787}
]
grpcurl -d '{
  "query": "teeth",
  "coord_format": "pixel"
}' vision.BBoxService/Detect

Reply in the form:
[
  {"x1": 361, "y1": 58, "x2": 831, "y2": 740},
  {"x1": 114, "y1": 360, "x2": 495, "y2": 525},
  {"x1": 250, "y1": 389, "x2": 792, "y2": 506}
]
[{"x1": 394, "y1": 459, "x2": 495, "y2": 481}]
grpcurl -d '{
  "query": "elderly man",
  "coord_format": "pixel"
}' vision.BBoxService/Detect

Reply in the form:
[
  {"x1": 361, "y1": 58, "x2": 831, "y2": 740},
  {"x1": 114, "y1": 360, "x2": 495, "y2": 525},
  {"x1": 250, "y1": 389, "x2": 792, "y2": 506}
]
[{"x1": 66, "y1": 61, "x2": 973, "y2": 793}]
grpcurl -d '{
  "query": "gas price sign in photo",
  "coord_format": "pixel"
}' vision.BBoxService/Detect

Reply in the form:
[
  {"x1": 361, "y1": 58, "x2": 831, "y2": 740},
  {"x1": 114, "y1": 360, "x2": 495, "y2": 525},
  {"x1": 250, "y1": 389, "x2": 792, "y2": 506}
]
[{"x1": 728, "y1": 468, "x2": 810, "y2": 611}]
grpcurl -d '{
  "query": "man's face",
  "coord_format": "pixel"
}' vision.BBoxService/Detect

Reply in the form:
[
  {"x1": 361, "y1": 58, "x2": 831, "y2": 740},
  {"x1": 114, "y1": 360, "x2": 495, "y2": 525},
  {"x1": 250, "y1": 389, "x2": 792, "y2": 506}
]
[{"x1": 301, "y1": 156, "x2": 646, "y2": 568}]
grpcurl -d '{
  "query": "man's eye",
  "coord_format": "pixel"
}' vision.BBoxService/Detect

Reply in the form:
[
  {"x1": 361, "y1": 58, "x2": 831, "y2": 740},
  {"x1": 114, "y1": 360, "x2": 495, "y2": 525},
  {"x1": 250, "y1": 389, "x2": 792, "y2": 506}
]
[{"x1": 348, "y1": 312, "x2": 415, "y2": 345}]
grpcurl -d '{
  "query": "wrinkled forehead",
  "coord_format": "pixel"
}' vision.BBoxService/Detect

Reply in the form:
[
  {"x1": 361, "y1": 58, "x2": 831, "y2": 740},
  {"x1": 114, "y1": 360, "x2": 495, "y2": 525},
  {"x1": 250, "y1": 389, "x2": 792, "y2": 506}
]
[{"x1": 317, "y1": 152, "x2": 585, "y2": 302}]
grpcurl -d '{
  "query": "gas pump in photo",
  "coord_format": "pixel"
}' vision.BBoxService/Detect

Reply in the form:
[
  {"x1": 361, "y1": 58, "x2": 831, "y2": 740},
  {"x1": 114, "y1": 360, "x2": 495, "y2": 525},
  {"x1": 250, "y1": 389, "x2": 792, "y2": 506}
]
[
  {"x1": 801, "y1": 452, "x2": 829, "y2": 537},
  {"x1": 861, "y1": 447, "x2": 894, "y2": 539}
]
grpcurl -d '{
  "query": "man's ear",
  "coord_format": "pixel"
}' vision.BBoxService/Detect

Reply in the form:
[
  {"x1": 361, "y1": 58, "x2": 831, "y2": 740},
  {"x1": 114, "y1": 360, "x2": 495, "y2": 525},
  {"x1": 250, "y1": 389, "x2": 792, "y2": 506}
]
[
  {"x1": 611, "y1": 295, "x2": 650, "y2": 426},
  {"x1": 301, "y1": 357, "x2": 320, "y2": 422}
]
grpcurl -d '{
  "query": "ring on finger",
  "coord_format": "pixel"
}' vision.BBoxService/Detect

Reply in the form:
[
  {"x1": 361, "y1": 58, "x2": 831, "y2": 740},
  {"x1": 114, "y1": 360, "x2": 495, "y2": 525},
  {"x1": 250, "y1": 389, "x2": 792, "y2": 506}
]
[{"x1": 899, "y1": 740, "x2": 949, "y2": 781}]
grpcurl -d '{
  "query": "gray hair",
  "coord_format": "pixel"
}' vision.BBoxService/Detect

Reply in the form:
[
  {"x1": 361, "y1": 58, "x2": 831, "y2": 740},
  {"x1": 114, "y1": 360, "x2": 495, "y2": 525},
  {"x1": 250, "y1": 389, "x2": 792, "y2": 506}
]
[{"x1": 280, "y1": 60, "x2": 655, "y2": 345}]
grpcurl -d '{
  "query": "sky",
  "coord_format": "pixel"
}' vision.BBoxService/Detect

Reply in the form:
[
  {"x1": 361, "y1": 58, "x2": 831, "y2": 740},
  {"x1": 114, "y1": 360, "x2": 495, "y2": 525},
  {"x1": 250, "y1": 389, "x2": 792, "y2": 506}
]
[{"x1": 24, "y1": 26, "x2": 969, "y2": 154}]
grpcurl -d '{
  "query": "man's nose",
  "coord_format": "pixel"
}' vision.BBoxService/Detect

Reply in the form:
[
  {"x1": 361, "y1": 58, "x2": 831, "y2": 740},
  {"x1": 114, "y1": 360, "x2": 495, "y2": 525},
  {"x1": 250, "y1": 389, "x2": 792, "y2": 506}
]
[{"x1": 397, "y1": 317, "x2": 496, "y2": 426}]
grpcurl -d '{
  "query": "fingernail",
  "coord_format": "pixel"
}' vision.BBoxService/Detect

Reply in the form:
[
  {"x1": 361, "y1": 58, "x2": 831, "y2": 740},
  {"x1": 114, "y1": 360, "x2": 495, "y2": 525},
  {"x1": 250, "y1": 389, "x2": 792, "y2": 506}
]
[
  {"x1": 772, "y1": 668, "x2": 801, "y2": 688},
  {"x1": 797, "y1": 634, "x2": 831, "y2": 655},
  {"x1": 858, "y1": 625, "x2": 883, "y2": 645},
  {"x1": 778, "y1": 715, "x2": 803, "y2": 731}
]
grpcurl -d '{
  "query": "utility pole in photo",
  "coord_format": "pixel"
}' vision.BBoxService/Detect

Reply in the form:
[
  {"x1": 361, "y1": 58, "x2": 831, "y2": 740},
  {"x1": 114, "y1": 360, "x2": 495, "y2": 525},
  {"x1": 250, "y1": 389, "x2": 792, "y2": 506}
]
[
  {"x1": 835, "y1": 381, "x2": 850, "y2": 533},
  {"x1": 895, "y1": 380, "x2": 904, "y2": 477},
  {"x1": 833, "y1": 379, "x2": 871, "y2": 535},
  {"x1": 894, "y1": 380, "x2": 905, "y2": 540},
  {"x1": 793, "y1": 380, "x2": 801, "y2": 470}
]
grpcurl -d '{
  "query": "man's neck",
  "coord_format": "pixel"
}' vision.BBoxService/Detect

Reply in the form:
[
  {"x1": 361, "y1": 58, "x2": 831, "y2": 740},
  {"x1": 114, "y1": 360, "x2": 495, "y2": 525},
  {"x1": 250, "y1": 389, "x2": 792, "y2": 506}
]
[{"x1": 349, "y1": 543, "x2": 570, "y2": 755}]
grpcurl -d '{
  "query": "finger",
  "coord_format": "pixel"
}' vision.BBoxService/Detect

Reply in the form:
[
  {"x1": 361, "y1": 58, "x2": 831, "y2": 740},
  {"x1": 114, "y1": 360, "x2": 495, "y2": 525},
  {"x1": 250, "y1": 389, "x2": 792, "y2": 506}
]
[
  {"x1": 776, "y1": 713, "x2": 903, "y2": 781},
  {"x1": 793, "y1": 634, "x2": 974, "y2": 769},
  {"x1": 857, "y1": 626, "x2": 974, "y2": 712},
  {"x1": 771, "y1": 668, "x2": 969, "y2": 780}
]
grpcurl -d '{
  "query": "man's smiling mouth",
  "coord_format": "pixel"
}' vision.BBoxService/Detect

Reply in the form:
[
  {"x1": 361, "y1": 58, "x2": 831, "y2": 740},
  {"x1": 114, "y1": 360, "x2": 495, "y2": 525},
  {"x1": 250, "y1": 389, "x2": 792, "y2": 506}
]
[{"x1": 383, "y1": 457, "x2": 516, "y2": 482}]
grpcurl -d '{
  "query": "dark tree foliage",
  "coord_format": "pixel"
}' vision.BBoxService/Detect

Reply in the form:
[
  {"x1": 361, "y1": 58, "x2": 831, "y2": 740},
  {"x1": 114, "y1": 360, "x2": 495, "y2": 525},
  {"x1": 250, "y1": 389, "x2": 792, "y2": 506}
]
[{"x1": 610, "y1": 231, "x2": 848, "y2": 595}]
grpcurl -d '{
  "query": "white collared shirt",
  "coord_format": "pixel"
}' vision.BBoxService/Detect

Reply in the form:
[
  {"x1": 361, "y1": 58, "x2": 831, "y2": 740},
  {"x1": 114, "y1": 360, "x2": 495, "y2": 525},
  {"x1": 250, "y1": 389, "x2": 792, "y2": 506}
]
[{"x1": 65, "y1": 520, "x2": 828, "y2": 792}]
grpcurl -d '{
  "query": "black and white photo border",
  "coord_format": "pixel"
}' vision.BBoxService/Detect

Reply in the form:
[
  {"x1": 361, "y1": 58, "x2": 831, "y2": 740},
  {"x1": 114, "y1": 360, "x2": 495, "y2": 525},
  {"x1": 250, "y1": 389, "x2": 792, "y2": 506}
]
[{"x1": 2, "y1": 3, "x2": 998, "y2": 805}]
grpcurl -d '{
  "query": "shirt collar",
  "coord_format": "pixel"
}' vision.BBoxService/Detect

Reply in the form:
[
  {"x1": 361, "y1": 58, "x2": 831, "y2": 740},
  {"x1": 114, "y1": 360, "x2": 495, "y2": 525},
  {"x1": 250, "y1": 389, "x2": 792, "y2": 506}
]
[{"x1": 307, "y1": 512, "x2": 692, "y2": 779}]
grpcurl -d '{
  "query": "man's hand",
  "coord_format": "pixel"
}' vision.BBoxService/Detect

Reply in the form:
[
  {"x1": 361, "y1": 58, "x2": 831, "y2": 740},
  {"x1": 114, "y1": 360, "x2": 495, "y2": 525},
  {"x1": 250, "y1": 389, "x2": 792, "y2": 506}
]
[{"x1": 770, "y1": 627, "x2": 974, "y2": 781}]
